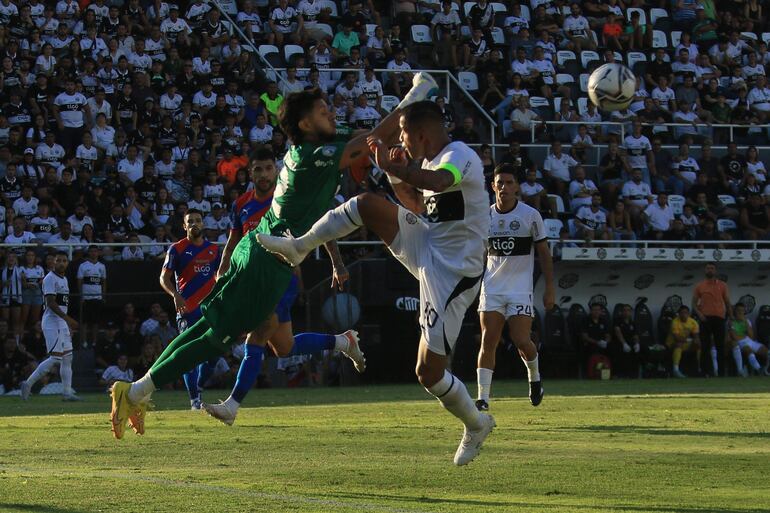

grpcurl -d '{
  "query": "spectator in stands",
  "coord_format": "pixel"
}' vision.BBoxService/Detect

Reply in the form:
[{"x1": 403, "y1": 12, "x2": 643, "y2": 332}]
[
  {"x1": 568, "y1": 166, "x2": 598, "y2": 212},
  {"x1": 580, "y1": 302, "x2": 611, "y2": 360},
  {"x1": 720, "y1": 142, "x2": 747, "y2": 195},
  {"x1": 543, "y1": 140, "x2": 578, "y2": 198},
  {"x1": 570, "y1": 124, "x2": 594, "y2": 164},
  {"x1": 509, "y1": 97, "x2": 543, "y2": 143},
  {"x1": 463, "y1": 28, "x2": 490, "y2": 70},
  {"x1": 671, "y1": 142, "x2": 700, "y2": 194},
  {"x1": 94, "y1": 320, "x2": 120, "y2": 372},
  {"x1": 467, "y1": 0, "x2": 494, "y2": 44},
  {"x1": 729, "y1": 302, "x2": 770, "y2": 376},
  {"x1": 521, "y1": 168, "x2": 550, "y2": 216},
  {"x1": 740, "y1": 192, "x2": 770, "y2": 239},
  {"x1": 693, "y1": 263, "x2": 732, "y2": 377},
  {"x1": 151, "y1": 310, "x2": 177, "y2": 347},
  {"x1": 563, "y1": 3, "x2": 595, "y2": 52},
  {"x1": 48, "y1": 221, "x2": 79, "y2": 252},
  {"x1": 602, "y1": 13, "x2": 623, "y2": 52},
  {"x1": 575, "y1": 192, "x2": 610, "y2": 242},
  {"x1": 599, "y1": 141, "x2": 630, "y2": 206},
  {"x1": 623, "y1": 121, "x2": 655, "y2": 186},
  {"x1": 643, "y1": 192, "x2": 675, "y2": 239},
  {"x1": 451, "y1": 117, "x2": 480, "y2": 145},
  {"x1": 99, "y1": 353, "x2": 134, "y2": 388},
  {"x1": 667, "y1": 305, "x2": 701, "y2": 378},
  {"x1": 121, "y1": 233, "x2": 144, "y2": 261},
  {"x1": 269, "y1": 0, "x2": 302, "y2": 46},
  {"x1": 499, "y1": 139, "x2": 535, "y2": 181},
  {"x1": 553, "y1": 99, "x2": 578, "y2": 143},
  {"x1": 746, "y1": 145, "x2": 768, "y2": 185},
  {"x1": 607, "y1": 200, "x2": 635, "y2": 241},
  {"x1": 430, "y1": 0, "x2": 460, "y2": 71},
  {"x1": 651, "y1": 76, "x2": 676, "y2": 115},
  {"x1": 77, "y1": 245, "x2": 106, "y2": 345},
  {"x1": 621, "y1": 168, "x2": 653, "y2": 231}
]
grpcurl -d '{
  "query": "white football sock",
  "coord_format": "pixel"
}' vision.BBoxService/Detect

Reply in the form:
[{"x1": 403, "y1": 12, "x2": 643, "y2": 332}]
[
  {"x1": 296, "y1": 197, "x2": 363, "y2": 253},
  {"x1": 732, "y1": 346, "x2": 744, "y2": 374},
  {"x1": 334, "y1": 333, "x2": 350, "y2": 352},
  {"x1": 60, "y1": 353, "x2": 73, "y2": 395},
  {"x1": 26, "y1": 357, "x2": 57, "y2": 387},
  {"x1": 710, "y1": 347, "x2": 719, "y2": 375},
  {"x1": 128, "y1": 373, "x2": 156, "y2": 403},
  {"x1": 522, "y1": 353, "x2": 541, "y2": 382},
  {"x1": 748, "y1": 353, "x2": 761, "y2": 371},
  {"x1": 477, "y1": 368, "x2": 493, "y2": 401},
  {"x1": 427, "y1": 370, "x2": 482, "y2": 430},
  {"x1": 223, "y1": 396, "x2": 240, "y2": 411}
]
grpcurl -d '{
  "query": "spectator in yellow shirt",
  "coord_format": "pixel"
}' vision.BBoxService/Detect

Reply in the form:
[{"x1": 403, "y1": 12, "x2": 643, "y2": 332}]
[{"x1": 666, "y1": 305, "x2": 702, "y2": 378}]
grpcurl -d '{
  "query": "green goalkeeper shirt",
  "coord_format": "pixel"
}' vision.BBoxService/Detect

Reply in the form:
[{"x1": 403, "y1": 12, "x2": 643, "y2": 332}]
[{"x1": 258, "y1": 127, "x2": 353, "y2": 237}]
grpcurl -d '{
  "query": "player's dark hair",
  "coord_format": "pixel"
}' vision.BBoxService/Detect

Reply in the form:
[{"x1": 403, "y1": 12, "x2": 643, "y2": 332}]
[
  {"x1": 735, "y1": 302, "x2": 745, "y2": 309},
  {"x1": 402, "y1": 101, "x2": 445, "y2": 130},
  {"x1": 186, "y1": 208, "x2": 203, "y2": 218},
  {"x1": 55, "y1": 250, "x2": 68, "y2": 259},
  {"x1": 279, "y1": 88, "x2": 325, "y2": 144},
  {"x1": 679, "y1": 305, "x2": 690, "y2": 312},
  {"x1": 251, "y1": 147, "x2": 275, "y2": 162},
  {"x1": 493, "y1": 163, "x2": 518, "y2": 179}
]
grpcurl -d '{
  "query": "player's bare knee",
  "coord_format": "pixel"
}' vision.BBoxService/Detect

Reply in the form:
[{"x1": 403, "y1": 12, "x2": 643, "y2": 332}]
[{"x1": 415, "y1": 361, "x2": 442, "y2": 388}]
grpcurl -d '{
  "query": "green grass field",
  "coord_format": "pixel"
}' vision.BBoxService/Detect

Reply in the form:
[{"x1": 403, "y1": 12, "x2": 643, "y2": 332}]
[{"x1": 1, "y1": 379, "x2": 769, "y2": 513}]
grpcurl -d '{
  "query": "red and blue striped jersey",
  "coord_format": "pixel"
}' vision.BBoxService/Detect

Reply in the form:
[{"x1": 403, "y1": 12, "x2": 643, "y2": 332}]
[
  {"x1": 230, "y1": 189, "x2": 273, "y2": 235},
  {"x1": 163, "y1": 238, "x2": 221, "y2": 319}
]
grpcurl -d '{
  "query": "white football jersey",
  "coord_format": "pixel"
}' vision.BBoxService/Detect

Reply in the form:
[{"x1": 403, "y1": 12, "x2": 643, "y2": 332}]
[
  {"x1": 42, "y1": 271, "x2": 69, "y2": 328},
  {"x1": 623, "y1": 135, "x2": 652, "y2": 169},
  {"x1": 422, "y1": 141, "x2": 488, "y2": 276},
  {"x1": 481, "y1": 201, "x2": 546, "y2": 297},
  {"x1": 77, "y1": 259, "x2": 106, "y2": 299}
]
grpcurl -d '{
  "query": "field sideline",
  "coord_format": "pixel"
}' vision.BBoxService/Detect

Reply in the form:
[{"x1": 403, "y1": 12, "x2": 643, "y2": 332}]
[{"x1": 1, "y1": 379, "x2": 768, "y2": 513}]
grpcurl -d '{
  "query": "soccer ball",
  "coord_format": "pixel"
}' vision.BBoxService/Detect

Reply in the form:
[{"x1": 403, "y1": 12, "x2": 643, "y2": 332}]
[{"x1": 587, "y1": 63, "x2": 636, "y2": 112}]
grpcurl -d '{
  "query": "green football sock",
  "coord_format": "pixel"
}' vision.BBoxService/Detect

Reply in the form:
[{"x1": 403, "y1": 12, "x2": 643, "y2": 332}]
[{"x1": 149, "y1": 318, "x2": 225, "y2": 387}]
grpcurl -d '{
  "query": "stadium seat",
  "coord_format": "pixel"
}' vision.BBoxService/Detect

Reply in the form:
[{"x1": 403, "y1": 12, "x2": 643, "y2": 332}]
[
  {"x1": 258, "y1": 44, "x2": 280, "y2": 58},
  {"x1": 366, "y1": 24, "x2": 377, "y2": 38},
  {"x1": 541, "y1": 305, "x2": 577, "y2": 378},
  {"x1": 626, "y1": 7, "x2": 647, "y2": 25},
  {"x1": 613, "y1": 51, "x2": 623, "y2": 63},
  {"x1": 556, "y1": 73, "x2": 575, "y2": 86},
  {"x1": 671, "y1": 31, "x2": 682, "y2": 48},
  {"x1": 577, "y1": 97, "x2": 588, "y2": 116},
  {"x1": 284, "y1": 44, "x2": 305, "y2": 65},
  {"x1": 381, "y1": 95, "x2": 400, "y2": 112},
  {"x1": 650, "y1": 7, "x2": 669, "y2": 25},
  {"x1": 657, "y1": 297, "x2": 681, "y2": 348},
  {"x1": 491, "y1": 2, "x2": 507, "y2": 12},
  {"x1": 411, "y1": 25, "x2": 432, "y2": 44},
  {"x1": 580, "y1": 50, "x2": 599, "y2": 69},
  {"x1": 520, "y1": 4, "x2": 531, "y2": 20},
  {"x1": 491, "y1": 27, "x2": 505, "y2": 45},
  {"x1": 626, "y1": 52, "x2": 647, "y2": 70},
  {"x1": 502, "y1": 119, "x2": 513, "y2": 138},
  {"x1": 718, "y1": 194, "x2": 737, "y2": 206},
  {"x1": 463, "y1": 2, "x2": 476, "y2": 17},
  {"x1": 717, "y1": 218, "x2": 738, "y2": 233},
  {"x1": 652, "y1": 30, "x2": 668, "y2": 48},
  {"x1": 549, "y1": 194, "x2": 565, "y2": 214},
  {"x1": 137, "y1": 234, "x2": 152, "y2": 244},
  {"x1": 612, "y1": 303, "x2": 625, "y2": 324},
  {"x1": 579, "y1": 73, "x2": 589, "y2": 93},
  {"x1": 458, "y1": 71, "x2": 479, "y2": 91},
  {"x1": 763, "y1": 32, "x2": 770, "y2": 45},
  {"x1": 557, "y1": 50, "x2": 577, "y2": 67},
  {"x1": 544, "y1": 218, "x2": 563, "y2": 238},
  {"x1": 668, "y1": 194, "x2": 685, "y2": 215},
  {"x1": 316, "y1": 23, "x2": 334, "y2": 38},
  {"x1": 741, "y1": 31, "x2": 759, "y2": 42},
  {"x1": 755, "y1": 305, "x2": 770, "y2": 346}
]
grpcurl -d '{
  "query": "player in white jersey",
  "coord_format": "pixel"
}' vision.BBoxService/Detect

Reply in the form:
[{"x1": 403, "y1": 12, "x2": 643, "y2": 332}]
[
  {"x1": 476, "y1": 165, "x2": 554, "y2": 411},
  {"x1": 21, "y1": 252, "x2": 81, "y2": 401},
  {"x1": 259, "y1": 96, "x2": 497, "y2": 466}
]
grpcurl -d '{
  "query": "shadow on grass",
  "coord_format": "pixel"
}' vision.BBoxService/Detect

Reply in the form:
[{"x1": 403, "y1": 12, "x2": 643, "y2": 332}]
[
  {"x1": 1, "y1": 379, "x2": 768, "y2": 417},
  {"x1": 0, "y1": 503, "x2": 90, "y2": 513},
  {"x1": 329, "y1": 492, "x2": 766, "y2": 513},
  {"x1": 555, "y1": 425, "x2": 770, "y2": 439}
]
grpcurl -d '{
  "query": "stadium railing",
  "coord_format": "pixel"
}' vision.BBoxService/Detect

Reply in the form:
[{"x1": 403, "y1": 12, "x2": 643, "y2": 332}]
[{"x1": 531, "y1": 121, "x2": 770, "y2": 143}]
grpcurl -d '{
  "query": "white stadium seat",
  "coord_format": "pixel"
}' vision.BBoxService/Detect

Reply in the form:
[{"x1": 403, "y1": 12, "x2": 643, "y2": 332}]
[
  {"x1": 284, "y1": 44, "x2": 304, "y2": 64},
  {"x1": 411, "y1": 25, "x2": 432, "y2": 44},
  {"x1": 557, "y1": 50, "x2": 576, "y2": 67},
  {"x1": 717, "y1": 219, "x2": 738, "y2": 233},
  {"x1": 650, "y1": 8, "x2": 669, "y2": 25},
  {"x1": 652, "y1": 30, "x2": 668, "y2": 49},
  {"x1": 580, "y1": 50, "x2": 599, "y2": 69},
  {"x1": 380, "y1": 95, "x2": 400, "y2": 112},
  {"x1": 458, "y1": 71, "x2": 479, "y2": 91},
  {"x1": 627, "y1": 51, "x2": 647, "y2": 69},
  {"x1": 258, "y1": 44, "x2": 279, "y2": 57},
  {"x1": 668, "y1": 195, "x2": 685, "y2": 215},
  {"x1": 670, "y1": 31, "x2": 682, "y2": 48},
  {"x1": 545, "y1": 218, "x2": 564, "y2": 239},
  {"x1": 718, "y1": 194, "x2": 737, "y2": 206},
  {"x1": 626, "y1": 7, "x2": 647, "y2": 25}
]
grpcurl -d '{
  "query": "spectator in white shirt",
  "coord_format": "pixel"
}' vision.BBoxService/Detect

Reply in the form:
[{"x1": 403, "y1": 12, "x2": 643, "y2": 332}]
[
  {"x1": 748, "y1": 75, "x2": 770, "y2": 121},
  {"x1": 100, "y1": 354, "x2": 134, "y2": 388},
  {"x1": 509, "y1": 96, "x2": 544, "y2": 143},
  {"x1": 575, "y1": 193, "x2": 610, "y2": 241},
  {"x1": 121, "y1": 233, "x2": 145, "y2": 261},
  {"x1": 543, "y1": 140, "x2": 578, "y2": 197},
  {"x1": 621, "y1": 168, "x2": 653, "y2": 231},
  {"x1": 568, "y1": 166, "x2": 598, "y2": 212},
  {"x1": 643, "y1": 192, "x2": 675, "y2": 238},
  {"x1": 562, "y1": 4, "x2": 595, "y2": 52}
]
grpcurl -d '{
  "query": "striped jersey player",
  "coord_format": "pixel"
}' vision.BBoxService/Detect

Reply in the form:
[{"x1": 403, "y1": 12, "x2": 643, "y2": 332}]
[{"x1": 476, "y1": 164, "x2": 555, "y2": 412}]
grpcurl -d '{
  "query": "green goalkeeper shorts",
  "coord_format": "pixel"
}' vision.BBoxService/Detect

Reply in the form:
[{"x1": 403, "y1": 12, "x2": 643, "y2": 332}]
[{"x1": 201, "y1": 231, "x2": 293, "y2": 342}]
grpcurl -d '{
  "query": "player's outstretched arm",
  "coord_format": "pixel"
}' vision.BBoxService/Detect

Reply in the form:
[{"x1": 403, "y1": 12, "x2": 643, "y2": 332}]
[
  {"x1": 340, "y1": 72, "x2": 438, "y2": 169},
  {"x1": 368, "y1": 137, "x2": 455, "y2": 193}
]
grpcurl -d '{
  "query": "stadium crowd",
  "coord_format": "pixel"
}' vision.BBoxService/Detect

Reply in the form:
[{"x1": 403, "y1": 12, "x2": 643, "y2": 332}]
[{"x1": 2, "y1": 0, "x2": 770, "y2": 392}]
